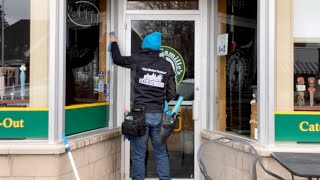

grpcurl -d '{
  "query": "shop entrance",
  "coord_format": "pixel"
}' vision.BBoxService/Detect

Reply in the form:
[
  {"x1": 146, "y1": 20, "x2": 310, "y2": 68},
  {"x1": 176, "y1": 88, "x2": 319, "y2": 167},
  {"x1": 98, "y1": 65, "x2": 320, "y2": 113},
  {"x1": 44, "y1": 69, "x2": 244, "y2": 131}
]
[{"x1": 124, "y1": 15, "x2": 199, "y2": 180}]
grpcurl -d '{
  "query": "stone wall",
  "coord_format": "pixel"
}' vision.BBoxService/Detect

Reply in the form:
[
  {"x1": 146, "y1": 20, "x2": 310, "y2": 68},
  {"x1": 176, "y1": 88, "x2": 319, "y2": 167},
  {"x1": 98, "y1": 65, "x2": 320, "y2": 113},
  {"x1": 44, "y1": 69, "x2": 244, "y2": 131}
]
[
  {"x1": 200, "y1": 131, "x2": 308, "y2": 180},
  {"x1": 0, "y1": 128, "x2": 121, "y2": 180}
]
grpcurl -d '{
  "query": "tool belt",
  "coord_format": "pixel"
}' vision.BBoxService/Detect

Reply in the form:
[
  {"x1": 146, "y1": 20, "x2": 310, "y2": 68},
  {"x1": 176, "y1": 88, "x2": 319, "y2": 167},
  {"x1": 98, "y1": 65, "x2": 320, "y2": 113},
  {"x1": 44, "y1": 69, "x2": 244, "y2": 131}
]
[
  {"x1": 121, "y1": 105, "x2": 146, "y2": 137},
  {"x1": 159, "y1": 112, "x2": 180, "y2": 144}
]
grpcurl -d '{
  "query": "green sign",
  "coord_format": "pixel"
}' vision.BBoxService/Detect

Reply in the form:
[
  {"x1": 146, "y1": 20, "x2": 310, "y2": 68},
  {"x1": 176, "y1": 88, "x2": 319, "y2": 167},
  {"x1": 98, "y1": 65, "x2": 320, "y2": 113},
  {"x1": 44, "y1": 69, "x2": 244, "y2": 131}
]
[
  {"x1": 0, "y1": 109, "x2": 48, "y2": 138},
  {"x1": 275, "y1": 113, "x2": 320, "y2": 142},
  {"x1": 65, "y1": 103, "x2": 109, "y2": 135},
  {"x1": 0, "y1": 103, "x2": 109, "y2": 138},
  {"x1": 160, "y1": 46, "x2": 186, "y2": 85}
]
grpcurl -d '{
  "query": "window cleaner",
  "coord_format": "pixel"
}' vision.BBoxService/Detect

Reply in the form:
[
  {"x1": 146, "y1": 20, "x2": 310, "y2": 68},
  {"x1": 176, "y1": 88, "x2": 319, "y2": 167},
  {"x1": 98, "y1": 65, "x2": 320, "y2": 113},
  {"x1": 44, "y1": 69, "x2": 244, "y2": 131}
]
[
  {"x1": 106, "y1": 31, "x2": 117, "y2": 101},
  {"x1": 159, "y1": 95, "x2": 184, "y2": 144},
  {"x1": 62, "y1": 132, "x2": 80, "y2": 180},
  {"x1": 107, "y1": 31, "x2": 117, "y2": 56}
]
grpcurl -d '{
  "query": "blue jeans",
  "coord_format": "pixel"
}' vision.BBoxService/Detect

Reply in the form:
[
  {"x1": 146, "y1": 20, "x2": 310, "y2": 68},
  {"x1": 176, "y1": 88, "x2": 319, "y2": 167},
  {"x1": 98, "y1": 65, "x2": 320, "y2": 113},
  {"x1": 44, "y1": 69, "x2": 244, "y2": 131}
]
[{"x1": 130, "y1": 112, "x2": 171, "y2": 180}]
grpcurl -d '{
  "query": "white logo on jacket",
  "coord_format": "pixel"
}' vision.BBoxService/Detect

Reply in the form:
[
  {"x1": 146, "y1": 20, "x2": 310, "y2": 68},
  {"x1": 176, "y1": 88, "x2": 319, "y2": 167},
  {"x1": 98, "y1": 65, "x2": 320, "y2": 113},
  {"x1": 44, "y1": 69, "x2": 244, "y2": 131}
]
[{"x1": 139, "y1": 73, "x2": 164, "y2": 88}]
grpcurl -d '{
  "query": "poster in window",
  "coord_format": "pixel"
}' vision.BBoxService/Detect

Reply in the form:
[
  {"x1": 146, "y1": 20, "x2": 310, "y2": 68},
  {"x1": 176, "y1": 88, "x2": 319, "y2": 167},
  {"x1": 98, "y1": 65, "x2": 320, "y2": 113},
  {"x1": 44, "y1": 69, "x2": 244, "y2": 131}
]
[{"x1": 217, "y1": 33, "x2": 228, "y2": 56}]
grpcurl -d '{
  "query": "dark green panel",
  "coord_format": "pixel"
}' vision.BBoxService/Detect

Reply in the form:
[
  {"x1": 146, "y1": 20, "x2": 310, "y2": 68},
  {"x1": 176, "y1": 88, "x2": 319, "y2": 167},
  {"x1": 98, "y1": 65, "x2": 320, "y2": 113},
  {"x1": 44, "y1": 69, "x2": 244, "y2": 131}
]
[
  {"x1": 0, "y1": 110, "x2": 48, "y2": 138},
  {"x1": 275, "y1": 114, "x2": 320, "y2": 142},
  {"x1": 65, "y1": 105, "x2": 109, "y2": 135}
]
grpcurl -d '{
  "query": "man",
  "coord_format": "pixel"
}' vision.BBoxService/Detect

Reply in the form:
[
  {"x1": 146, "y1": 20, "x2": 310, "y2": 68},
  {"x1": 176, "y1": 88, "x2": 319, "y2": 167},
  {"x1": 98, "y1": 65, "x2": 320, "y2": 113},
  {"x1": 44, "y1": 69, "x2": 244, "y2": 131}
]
[{"x1": 110, "y1": 32, "x2": 176, "y2": 180}]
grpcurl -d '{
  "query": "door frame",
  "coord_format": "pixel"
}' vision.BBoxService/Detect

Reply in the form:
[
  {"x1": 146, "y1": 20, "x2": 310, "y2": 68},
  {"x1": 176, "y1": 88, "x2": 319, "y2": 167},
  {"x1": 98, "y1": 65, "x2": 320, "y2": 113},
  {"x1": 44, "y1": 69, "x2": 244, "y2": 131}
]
[{"x1": 122, "y1": 14, "x2": 204, "y2": 180}]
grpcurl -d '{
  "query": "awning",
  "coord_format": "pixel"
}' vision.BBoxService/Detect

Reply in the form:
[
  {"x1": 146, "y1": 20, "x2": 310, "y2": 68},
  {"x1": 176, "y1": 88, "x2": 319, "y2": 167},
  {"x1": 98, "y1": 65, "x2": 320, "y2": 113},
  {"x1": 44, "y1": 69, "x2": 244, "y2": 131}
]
[{"x1": 294, "y1": 62, "x2": 318, "y2": 74}]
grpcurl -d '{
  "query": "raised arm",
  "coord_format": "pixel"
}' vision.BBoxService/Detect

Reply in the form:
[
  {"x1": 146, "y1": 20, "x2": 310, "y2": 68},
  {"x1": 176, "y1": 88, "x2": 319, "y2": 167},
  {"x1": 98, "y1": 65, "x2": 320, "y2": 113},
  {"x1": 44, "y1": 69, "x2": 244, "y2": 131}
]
[{"x1": 110, "y1": 42, "x2": 132, "y2": 67}]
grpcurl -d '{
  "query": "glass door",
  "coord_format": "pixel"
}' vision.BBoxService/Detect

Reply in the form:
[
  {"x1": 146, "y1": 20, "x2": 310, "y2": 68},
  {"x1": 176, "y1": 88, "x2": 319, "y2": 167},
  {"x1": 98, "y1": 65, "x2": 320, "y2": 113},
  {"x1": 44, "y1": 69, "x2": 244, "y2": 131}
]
[{"x1": 125, "y1": 15, "x2": 198, "y2": 179}]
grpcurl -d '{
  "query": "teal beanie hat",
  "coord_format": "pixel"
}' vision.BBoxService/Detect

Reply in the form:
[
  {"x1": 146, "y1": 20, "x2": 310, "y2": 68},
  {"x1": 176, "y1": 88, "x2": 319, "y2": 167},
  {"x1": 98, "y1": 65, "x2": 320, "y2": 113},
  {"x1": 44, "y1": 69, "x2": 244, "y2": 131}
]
[{"x1": 142, "y1": 32, "x2": 162, "y2": 50}]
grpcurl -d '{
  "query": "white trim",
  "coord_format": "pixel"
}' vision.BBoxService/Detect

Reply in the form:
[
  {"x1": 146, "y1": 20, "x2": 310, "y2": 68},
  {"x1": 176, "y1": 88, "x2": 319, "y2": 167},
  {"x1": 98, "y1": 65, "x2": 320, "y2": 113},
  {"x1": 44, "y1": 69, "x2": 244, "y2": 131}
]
[
  {"x1": 258, "y1": 0, "x2": 275, "y2": 146},
  {"x1": 48, "y1": 0, "x2": 66, "y2": 144},
  {"x1": 267, "y1": 0, "x2": 276, "y2": 146},
  {"x1": 124, "y1": 14, "x2": 132, "y2": 180},
  {"x1": 257, "y1": 0, "x2": 266, "y2": 145},
  {"x1": 107, "y1": 0, "x2": 114, "y2": 128},
  {"x1": 209, "y1": 0, "x2": 216, "y2": 131},
  {"x1": 194, "y1": 15, "x2": 201, "y2": 180},
  {"x1": 48, "y1": 0, "x2": 59, "y2": 144},
  {"x1": 58, "y1": 0, "x2": 66, "y2": 142},
  {"x1": 195, "y1": 0, "x2": 209, "y2": 179},
  {"x1": 114, "y1": 1, "x2": 128, "y2": 180},
  {"x1": 115, "y1": 0, "x2": 127, "y2": 132}
]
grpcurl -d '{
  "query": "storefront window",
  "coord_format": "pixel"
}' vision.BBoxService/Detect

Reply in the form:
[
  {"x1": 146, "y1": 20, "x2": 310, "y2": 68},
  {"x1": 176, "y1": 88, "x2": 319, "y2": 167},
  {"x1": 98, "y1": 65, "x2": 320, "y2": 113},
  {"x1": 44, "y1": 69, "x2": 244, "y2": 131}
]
[
  {"x1": 0, "y1": 0, "x2": 50, "y2": 139},
  {"x1": 293, "y1": 43, "x2": 320, "y2": 110},
  {"x1": 127, "y1": 0, "x2": 199, "y2": 10},
  {"x1": 293, "y1": 1, "x2": 320, "y2": 111},
  {"x1": 66, "y1": 0, "x2": 108, "y2": 106},
  {"x1": 65, "y1": 0, "x2": 109, "y2": 135},
  {"x1": 216, "y1": 0, "x2": 257, "y2": 138},
  {"x1": 0, "y1": 0, "x2": 49, "y2": 108}
]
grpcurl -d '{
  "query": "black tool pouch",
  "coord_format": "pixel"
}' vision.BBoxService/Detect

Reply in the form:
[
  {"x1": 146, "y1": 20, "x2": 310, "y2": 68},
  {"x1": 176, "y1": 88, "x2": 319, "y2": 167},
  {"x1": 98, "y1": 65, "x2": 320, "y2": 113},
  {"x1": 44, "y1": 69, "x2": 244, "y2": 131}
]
[
  {"x1": 159, "y1": 112, "x2": 179, "y2": 144},
  {"x1": 121, "y1": 105, "x2": 146, "y2": 137}
]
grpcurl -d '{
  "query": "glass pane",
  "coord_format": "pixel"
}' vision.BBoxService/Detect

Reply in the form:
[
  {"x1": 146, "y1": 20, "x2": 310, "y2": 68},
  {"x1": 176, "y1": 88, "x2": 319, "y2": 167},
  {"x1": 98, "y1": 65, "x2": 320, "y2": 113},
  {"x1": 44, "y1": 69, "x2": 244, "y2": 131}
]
[
  {"x1": 132, "y1": 20, "x2": 195, "y2": 101},
  {"x1": 127, "y1": 0, "x2": 198, "y2": 10},
  {"x1": 65, "y1": 0, "x2": 109, "y2": 136},
  {"x1": 294, "y1": 43, "x2": 320, "y2": 110},
  {"x1": 216, "y1": 0, "x2": 257, "y2": 137},
  {"x1": 0, "y1": 1, "x2": 49, "y2": 139},
  {"x1": 131, "y1": 20, "x2": 195, "y2": 178},
  {"x1": 0, "y1": 0, "x2": 49, "y2": 108},
  {"x1": 66, "y1": 0, "x2": 109, "y2": 105}
]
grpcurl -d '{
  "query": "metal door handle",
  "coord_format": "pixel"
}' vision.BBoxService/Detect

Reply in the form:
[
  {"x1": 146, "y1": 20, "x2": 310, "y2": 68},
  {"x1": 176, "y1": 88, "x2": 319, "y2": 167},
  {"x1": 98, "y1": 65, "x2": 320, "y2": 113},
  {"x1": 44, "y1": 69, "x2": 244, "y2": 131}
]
[{"x1": 174, "y1": 115, "x2": 182, "y2": 132}]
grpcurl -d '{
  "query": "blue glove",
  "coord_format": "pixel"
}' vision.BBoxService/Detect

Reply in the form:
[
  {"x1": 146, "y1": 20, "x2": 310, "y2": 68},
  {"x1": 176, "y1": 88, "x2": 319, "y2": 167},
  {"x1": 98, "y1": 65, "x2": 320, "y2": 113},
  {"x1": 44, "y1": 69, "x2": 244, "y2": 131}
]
[
  {"x1": 163, "y1": 101, "x2": 169, "y2": 112},
  {"x1": 108, "y1": 31, "x2": 117, "y2": 52}
]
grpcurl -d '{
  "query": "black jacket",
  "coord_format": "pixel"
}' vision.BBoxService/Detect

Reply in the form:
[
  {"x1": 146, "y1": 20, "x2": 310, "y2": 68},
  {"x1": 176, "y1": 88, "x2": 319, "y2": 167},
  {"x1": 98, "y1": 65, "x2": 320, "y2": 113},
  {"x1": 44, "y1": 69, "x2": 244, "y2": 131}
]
[
  {"x1": 111, "y1": 42, "x2": 176, "y2": 112},
  {"x1": 66, "y1": 49, "x2": 94, "y2": 105}
]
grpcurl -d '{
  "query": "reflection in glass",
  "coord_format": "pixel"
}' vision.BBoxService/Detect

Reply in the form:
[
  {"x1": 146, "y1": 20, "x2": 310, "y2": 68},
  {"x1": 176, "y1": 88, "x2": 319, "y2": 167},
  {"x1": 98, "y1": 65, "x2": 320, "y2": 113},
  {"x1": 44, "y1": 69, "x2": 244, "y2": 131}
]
[
  {"x1": 0, "y1": 0, "x2": 49, "y2": 107},
  {"x1": 218, "y1": 0, "x2": 257, "y2": 135},
  {"x1": 131, "y1": 20, "x2": 195, "y2": 178},
  {"x1": 66, "y1": 0, "x2": 107, "y2": 105},
  {"x1": 127, "y1": 0, "x2": 198, "y2": 10},
  {"x1": 132, "y1": 20, "x2": 195, "y2": 101}
]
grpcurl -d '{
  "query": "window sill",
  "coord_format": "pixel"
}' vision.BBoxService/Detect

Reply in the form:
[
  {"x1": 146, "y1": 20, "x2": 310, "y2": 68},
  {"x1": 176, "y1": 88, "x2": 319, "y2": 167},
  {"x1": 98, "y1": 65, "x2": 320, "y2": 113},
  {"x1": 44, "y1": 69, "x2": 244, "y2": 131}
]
[
  {"x1": 202, "y1": 130, "x2": 320, "y2": 156},
  {"x1": 0, "y1": 99, "x2": 29, "y2": 107},
  {"x1": 0, "y1": 127, "x2": 121, "y2": 155},
  {"x1": 294, "y1": 106, "x2": 320, "y2": 111}
]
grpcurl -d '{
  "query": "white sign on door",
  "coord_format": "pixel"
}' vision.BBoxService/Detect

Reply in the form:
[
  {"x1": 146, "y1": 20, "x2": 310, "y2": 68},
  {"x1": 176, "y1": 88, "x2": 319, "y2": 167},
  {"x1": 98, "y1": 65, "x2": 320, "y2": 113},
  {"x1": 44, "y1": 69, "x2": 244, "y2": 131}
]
[{"x1": 217, "y1": 33, "x2": 228, "y2": 56}]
